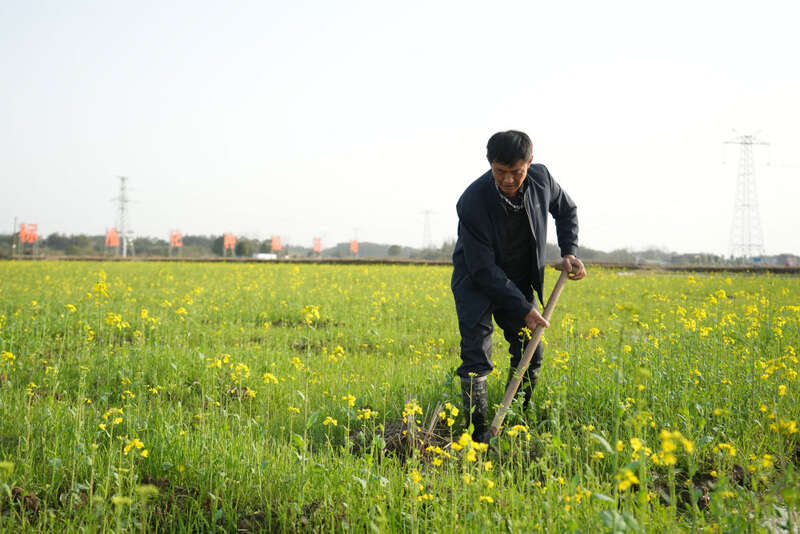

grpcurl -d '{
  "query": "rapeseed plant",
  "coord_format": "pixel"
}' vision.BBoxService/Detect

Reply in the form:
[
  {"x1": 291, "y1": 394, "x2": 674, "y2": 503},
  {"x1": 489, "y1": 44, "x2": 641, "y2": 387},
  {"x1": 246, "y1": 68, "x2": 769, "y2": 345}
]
[{"x1": 0, "y1": 261, "x2": 798, "y2": 532}]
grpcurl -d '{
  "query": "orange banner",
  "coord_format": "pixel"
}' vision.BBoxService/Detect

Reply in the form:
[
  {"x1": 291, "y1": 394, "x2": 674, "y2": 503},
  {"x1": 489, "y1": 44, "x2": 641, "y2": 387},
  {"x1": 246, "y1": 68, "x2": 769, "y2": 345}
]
[
  {"x1": 313, "y1": 237, "x2": 321, "y2": 253},
  {"x1": 271, "y1": 236, "x2": 282, "y2": 251},
  {"x1": 105, "y1": 228, "x2": 119, "y2": 248},
  {"x1": 19, "y1": 223, "x2": 39, "y2": 244},
  {"x1": 170, "y1": 230, "x2": 183, "y2": 247},
  {"x1": 223, "y1": 233, "x2": 236, "y2": 250},
  {"x1": 350, "y1": 240, "x2": 358, "y2": 254}
]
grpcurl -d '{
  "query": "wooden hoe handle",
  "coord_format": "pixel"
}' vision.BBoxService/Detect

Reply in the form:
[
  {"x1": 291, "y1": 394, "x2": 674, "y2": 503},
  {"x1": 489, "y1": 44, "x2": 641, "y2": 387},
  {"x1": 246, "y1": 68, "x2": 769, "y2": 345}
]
[{"x1": 488, "y1": 267, "x2": 571, "y2": 438}]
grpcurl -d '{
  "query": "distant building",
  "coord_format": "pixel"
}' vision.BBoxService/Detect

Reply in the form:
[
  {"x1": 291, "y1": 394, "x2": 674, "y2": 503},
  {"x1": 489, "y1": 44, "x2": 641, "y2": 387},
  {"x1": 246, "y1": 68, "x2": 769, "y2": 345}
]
[{"x1": 253, "y1": 253, "x2": 277, "y2": 261}]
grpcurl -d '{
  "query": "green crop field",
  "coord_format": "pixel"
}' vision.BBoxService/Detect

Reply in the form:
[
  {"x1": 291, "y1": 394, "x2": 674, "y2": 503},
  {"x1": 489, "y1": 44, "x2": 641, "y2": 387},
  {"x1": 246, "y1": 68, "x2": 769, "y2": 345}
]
[{"x1": 0, "y1": 261, "x2": 798, "y2": 532}]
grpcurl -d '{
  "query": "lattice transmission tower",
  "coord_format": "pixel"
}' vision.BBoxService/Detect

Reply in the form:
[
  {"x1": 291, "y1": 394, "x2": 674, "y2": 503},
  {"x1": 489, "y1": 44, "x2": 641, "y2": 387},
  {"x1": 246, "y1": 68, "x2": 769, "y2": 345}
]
[
  {"x1": 726, "y1": 134, "x2": 767, "y2": 260},
  {"x1": 113, "y1": 176, "x2": 135, "y2": 257}
]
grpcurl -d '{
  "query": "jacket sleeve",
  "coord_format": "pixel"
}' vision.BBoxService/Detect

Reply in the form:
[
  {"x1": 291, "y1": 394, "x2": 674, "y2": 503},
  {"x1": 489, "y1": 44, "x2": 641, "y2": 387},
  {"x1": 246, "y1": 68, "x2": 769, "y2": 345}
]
[
  {"x1": 546, "y1": 168, "x2": 579, "y2": 257},
  {"x1": 457, "y1": 195, "x2": 533, "y2": 320}
]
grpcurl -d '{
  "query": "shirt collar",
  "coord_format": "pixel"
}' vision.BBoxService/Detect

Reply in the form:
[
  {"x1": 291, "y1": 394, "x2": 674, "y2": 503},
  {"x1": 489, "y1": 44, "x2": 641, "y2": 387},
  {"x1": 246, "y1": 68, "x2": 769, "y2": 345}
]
[{"x1": 494, "y1": 179, "x2": 526, "y2": 212}]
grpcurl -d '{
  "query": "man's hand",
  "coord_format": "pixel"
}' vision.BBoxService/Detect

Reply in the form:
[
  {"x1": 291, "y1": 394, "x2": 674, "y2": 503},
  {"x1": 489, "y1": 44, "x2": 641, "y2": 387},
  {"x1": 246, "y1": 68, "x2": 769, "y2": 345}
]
[
  {"x1": 562, "y1": 254, "x2": 586, "y2": 280},
  {"x1": 524, "y1": 306, "x2": 549, "y2": 331}
]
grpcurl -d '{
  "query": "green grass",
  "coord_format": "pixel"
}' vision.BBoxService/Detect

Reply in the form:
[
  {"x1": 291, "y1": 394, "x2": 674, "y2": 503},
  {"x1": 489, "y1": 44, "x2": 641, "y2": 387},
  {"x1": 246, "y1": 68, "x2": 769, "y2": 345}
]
[{"x1": 0, "y1": 261, "x2": 798, "y2": 532}]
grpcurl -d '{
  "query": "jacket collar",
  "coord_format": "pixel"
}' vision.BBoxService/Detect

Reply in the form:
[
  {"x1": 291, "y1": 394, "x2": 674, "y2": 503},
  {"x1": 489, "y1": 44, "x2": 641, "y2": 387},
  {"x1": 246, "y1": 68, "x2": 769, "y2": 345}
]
[{"x1": 523, "y1": 175, "x2": 538, "y2": 243}]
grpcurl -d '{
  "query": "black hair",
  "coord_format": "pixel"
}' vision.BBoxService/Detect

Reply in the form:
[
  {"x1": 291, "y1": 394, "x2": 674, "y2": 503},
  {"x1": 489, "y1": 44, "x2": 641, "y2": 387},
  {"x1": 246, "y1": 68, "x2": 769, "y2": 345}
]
[{"x1": 486, "y1": 130, "x2": 533, "y2": 165}]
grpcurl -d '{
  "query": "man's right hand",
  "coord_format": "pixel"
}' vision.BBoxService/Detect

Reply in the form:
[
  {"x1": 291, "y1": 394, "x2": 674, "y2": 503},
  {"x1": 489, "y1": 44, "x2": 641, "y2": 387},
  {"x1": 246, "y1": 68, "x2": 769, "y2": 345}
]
[{"x1": 524, "y1": 306, "x2": 549, "y2": 330}]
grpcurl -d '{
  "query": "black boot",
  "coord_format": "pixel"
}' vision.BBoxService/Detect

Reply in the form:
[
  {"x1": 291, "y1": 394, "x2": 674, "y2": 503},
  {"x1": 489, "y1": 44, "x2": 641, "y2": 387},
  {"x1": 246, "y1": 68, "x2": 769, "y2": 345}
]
[
  {"x1": 460, "y1": 375, "x2": 489, "y2": 443},
  {"x1": 506, "y1": 367, "x2": 537, "y2": 411}
]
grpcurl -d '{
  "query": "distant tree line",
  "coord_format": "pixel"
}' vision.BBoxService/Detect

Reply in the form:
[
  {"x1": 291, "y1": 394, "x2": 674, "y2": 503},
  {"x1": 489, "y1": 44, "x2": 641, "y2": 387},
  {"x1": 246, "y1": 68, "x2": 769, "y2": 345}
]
[{"x1": 0, "y1": 232, "x2": 797, "y2": 266}]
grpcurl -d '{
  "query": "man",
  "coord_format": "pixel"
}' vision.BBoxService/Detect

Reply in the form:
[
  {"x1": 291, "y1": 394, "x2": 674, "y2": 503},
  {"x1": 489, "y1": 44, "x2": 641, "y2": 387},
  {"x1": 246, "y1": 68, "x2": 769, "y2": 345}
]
[{"x1": 451, "y1": 130, "x2": 586, "y2": 442}]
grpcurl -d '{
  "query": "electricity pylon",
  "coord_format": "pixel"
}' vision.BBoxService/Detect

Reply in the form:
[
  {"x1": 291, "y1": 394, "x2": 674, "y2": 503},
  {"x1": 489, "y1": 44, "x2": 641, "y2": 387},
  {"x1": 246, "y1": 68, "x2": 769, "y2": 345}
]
[
  {"x1": 113, "y1": 176, "x2": 135, "y2": 257},
  {"x1": 726, "y1": 134, "x2": 767, "y2": 261}
]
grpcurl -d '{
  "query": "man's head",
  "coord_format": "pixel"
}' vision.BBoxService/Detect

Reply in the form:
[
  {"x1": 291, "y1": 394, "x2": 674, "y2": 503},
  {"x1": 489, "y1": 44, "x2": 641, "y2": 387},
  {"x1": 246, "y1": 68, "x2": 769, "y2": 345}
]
[{"x1": 487, "y1": 130, "x2": 533, "y2": 197}]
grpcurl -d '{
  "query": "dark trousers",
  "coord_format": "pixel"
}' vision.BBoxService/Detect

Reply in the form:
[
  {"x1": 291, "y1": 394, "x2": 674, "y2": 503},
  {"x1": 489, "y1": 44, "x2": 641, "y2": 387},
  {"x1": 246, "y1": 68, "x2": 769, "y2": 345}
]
[{"x1": 457, "y1": 285, "x2": 543, "y2": 381}]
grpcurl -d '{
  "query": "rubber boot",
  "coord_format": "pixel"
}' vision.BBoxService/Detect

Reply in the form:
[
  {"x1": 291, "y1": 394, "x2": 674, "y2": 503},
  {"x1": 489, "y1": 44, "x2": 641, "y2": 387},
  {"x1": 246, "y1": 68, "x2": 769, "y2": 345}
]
[
  {"x1": 506, "y1": 367, "x2": 537, "y2": 411},
  {"x1": 460, "y1": 375, "x2": 489, "y2": 443}
]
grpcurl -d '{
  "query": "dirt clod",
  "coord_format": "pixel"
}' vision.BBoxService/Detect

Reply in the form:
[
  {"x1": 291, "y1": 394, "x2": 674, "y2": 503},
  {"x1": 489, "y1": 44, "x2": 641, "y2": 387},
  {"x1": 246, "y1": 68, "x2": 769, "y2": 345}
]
[
  {"x1": 732, "y1": 464, "x2": 751, "y2": 489},
  {"x1": 238, "y1": 510, "x2": 267, "y2": 532},
  {"x1": 351, "y1": 413, "x2": 452, "y2": 462},
  {"x1": 11, "y1": 486, "x2": 41, "y2": 513}
]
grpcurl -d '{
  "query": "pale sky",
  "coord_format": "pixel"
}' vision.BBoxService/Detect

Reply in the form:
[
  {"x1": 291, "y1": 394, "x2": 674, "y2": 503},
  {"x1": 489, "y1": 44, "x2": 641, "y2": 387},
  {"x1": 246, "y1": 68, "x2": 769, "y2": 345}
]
[{"x1": 2, "y1": 0, "x2": 799, "y2": 255}]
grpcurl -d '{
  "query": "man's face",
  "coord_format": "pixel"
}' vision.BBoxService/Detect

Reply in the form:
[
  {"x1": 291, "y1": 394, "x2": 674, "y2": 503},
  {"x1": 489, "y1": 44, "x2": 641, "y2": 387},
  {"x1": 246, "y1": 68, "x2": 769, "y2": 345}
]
[{"x1": 491, "y1": 158, "x2": 532, "y2": 197}]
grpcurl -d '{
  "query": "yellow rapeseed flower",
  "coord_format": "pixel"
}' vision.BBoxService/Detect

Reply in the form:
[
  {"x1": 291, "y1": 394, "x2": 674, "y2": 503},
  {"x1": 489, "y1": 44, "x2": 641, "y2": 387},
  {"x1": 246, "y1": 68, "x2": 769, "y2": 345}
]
[
  {"x1": 103, "y1": 408, "x2": 124, "y2": 420},
  {"x1": 123, "y1": 438, "x2": 145, "y2": 456},
  {"x1": 770, "y1": 419, "x2": 798, "y2": 436},
  {"x1": 357, "y1": 408, "x2": 378, "y2": 420},
  {"x1": 507, "y1": 425, "x2": 529, "y2": 438},
  {"x1": 616, "y1": 468, "x2": 639, "y2": 491},
  {"x1": 262, "y1": 372, "x2": 278, "y2": 384},
  {"x1": 714, "y1": 443, "x2": 737, "y2": 457},
  {"x1": 661, "y1": 452, "x2": 677, "y2": 465}
]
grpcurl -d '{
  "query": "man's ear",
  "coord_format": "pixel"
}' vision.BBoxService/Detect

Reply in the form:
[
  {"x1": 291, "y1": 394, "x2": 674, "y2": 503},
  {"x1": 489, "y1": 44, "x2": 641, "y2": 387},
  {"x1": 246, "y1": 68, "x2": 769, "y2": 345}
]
[{"x1": 527, "y1": 156, "x2": 534, "y2": 166}]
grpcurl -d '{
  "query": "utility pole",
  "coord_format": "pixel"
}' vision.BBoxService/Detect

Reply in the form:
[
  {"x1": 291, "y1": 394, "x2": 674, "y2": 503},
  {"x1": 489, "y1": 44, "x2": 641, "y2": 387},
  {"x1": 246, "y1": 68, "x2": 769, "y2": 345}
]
[
  {"x1": 726, "y1": 133, "x2": 768, "y2": 262},
  {"x1": 11, "y1": 216, "x2": 17, "y2": 257},
  {"x1": 420, "y1": 209, "x2": 434, "y2": 249},
  {"x1": 113, "y1": 176, "x2": 135, "y2": 257},
  {"x1": 351, "y1": 228, "x2": 359, "y2": 258}
]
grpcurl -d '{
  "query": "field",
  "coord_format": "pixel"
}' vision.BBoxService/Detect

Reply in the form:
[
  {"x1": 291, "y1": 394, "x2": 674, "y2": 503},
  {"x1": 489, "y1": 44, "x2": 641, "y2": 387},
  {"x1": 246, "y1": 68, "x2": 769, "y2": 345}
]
[{"x1": 0, "y1": 261, "x2": 798, "y2": 533}]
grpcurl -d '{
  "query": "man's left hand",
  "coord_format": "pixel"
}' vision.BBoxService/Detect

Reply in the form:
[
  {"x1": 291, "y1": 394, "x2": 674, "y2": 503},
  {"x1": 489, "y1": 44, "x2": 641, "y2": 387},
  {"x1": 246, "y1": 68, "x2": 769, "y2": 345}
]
[{"x1": 562, "y1": 254, "x2": 586, "y2": 280}]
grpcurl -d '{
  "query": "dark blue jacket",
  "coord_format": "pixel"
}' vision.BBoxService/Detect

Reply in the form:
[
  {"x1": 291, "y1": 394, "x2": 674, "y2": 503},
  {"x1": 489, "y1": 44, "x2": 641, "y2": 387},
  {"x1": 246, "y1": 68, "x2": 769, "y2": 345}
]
[{"x1": 451, "y1": 164, "x2": 578, "y2": 327}]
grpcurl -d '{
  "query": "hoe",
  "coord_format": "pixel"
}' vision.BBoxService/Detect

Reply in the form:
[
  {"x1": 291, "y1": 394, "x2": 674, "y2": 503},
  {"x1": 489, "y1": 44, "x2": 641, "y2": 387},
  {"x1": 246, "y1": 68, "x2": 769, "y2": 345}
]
[{"x1": 488, "y1": 264, "x2": 574, "y2": 438}]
